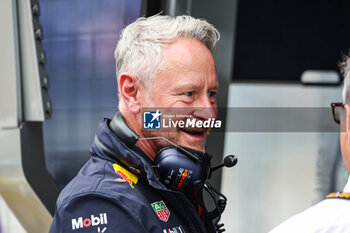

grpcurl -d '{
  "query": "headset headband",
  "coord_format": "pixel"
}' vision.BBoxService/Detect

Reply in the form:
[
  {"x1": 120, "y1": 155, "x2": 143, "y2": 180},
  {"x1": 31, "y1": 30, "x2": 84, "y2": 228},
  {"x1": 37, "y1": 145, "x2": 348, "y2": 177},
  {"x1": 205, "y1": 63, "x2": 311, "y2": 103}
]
[{"x1": 109, "y1": 112, "x2": 139, "y2": 148}]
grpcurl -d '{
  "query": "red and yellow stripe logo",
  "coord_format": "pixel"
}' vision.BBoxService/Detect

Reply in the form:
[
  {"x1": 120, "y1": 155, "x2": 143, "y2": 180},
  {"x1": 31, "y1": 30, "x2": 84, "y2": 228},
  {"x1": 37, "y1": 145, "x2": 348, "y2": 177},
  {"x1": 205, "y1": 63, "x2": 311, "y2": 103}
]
[{"x1": 113, "y1": 164, "x2": 138, "y2": 188}]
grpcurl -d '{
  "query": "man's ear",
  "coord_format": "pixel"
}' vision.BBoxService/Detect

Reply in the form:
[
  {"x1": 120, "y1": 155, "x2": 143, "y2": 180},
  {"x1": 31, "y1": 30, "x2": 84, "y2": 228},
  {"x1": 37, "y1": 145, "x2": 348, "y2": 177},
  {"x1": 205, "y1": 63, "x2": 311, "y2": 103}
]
[
  {"x1": 119, "y1": 73, "x2": 141, "y2": 114},
  {"x1": 345, "y1": 105, "x2": 350, "y2": 144}
]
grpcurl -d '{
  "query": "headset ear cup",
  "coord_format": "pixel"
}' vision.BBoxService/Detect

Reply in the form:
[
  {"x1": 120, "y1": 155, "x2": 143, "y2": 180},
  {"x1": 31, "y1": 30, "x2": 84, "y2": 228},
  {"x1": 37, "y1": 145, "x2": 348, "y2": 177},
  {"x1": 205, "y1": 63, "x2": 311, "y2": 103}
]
[{"x1": 154, "y1": 146, "x2": 211, "y2": 191}]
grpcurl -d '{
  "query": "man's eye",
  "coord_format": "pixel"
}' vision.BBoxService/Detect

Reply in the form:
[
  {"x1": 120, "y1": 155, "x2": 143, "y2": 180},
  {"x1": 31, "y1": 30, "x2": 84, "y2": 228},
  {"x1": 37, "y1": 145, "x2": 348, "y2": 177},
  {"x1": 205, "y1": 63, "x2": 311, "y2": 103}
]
[
  {"x1": 208, "y1": 91, "x2": 217, "y2": 98},
  {"x1": 184, "y1": 91, "x2": 194, "y2": 97}
]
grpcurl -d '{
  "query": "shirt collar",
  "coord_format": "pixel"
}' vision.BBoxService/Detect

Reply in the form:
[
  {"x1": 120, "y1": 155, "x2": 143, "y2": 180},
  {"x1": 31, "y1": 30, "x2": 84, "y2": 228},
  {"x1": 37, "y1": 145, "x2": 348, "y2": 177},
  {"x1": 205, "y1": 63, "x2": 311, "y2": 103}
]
[{"x1": 89, "y1": 118, "x2": 164, "y2": 188}]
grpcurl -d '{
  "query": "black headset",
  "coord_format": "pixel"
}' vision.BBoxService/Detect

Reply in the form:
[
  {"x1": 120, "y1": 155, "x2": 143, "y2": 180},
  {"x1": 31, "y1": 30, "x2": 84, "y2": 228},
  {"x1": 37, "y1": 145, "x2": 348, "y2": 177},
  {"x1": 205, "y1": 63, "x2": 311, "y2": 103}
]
[{"x1": 109, "y1": 111, "x2": 212, "y2": 191}]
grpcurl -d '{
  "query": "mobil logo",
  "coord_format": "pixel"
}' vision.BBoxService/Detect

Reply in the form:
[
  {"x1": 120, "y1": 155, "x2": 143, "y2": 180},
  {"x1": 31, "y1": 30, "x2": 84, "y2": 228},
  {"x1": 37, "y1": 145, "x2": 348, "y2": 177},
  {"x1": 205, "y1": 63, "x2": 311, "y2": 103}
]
[{"x1": 71, "y1": 213, "x2": 108, "y2": 230}]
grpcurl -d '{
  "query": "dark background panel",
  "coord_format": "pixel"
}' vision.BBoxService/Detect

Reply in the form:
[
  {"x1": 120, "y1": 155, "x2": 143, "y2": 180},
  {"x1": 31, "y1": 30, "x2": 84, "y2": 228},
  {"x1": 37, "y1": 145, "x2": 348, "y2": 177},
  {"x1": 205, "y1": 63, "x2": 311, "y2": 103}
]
[{"x1": 233, "y1": 0, "x2": 350, "y2": 81}]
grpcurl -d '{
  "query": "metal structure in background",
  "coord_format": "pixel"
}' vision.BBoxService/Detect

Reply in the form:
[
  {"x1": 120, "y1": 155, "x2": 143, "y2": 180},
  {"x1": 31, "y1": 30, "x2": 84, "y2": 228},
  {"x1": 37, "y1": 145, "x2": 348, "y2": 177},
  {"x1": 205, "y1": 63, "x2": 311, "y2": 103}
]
[
  {"x1": 0, "y1": 0, "x2": 58, "y2": 232},
  {"x1": 142, "y1": 0, "x2": 193, "y2": 17}
]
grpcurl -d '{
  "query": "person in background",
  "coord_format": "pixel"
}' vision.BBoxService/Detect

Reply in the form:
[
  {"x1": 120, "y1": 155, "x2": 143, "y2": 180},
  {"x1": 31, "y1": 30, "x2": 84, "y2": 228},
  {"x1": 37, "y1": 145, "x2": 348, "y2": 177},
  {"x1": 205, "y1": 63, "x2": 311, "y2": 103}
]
[{"x1": 269, "y1": 53, "x2": 350, "y2": 233}]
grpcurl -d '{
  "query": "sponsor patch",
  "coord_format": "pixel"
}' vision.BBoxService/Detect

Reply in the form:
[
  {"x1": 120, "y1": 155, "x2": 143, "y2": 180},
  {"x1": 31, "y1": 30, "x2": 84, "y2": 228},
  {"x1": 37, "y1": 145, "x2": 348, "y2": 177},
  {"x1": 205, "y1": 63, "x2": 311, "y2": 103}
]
[
  {"x1": 113, "y1": 163, "x2": 138, "y2": 188},
  {"x1": 71, "y1": 213, "x2": 107, "y2": 231},
  {"x1": 151, "y1": 200, "x2": 171, "y2": 222},
  {"x1": 163, "y1": 226, "x2": 186, "y2": 233}
]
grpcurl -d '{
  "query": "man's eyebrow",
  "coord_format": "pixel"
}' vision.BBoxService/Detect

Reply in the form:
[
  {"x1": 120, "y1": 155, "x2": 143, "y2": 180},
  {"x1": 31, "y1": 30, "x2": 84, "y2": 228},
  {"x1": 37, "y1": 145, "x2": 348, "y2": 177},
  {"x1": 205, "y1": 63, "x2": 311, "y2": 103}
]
[
  {"x1": 173, "y1": 82, "x2": 201, "y2": 91},
  {"x1": 210, "y1": 83, "x2": 219, "y2": 90},
  {"x1": 172, "y1": 81, "x2": 219, "y2": 92}
]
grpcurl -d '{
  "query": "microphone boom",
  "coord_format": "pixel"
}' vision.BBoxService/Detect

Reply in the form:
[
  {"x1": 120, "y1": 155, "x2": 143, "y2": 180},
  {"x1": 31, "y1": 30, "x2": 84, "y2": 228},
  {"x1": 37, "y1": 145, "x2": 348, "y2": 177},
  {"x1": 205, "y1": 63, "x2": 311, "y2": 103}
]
[{"x1": 210, "y1": 155, "x2": 237, "y2": 174}]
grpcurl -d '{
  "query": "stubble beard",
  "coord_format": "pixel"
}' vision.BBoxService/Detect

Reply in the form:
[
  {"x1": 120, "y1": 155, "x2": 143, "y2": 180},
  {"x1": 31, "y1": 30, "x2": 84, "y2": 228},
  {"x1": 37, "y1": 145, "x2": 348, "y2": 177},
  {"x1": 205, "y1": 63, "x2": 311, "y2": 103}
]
[
  {"x1": 143, "y1": 128, "x2": 206, "y2": 152},
  {"x1": 142, "y1": 91, "x2": 207, "y2": 152}
]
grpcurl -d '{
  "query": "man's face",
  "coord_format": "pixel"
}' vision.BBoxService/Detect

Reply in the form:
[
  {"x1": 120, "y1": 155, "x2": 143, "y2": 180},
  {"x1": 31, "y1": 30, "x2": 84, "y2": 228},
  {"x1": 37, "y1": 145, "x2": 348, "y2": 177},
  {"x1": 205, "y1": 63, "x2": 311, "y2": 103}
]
[{"x1": 139, "y1": 37, "x2": 218, "y2": 152}]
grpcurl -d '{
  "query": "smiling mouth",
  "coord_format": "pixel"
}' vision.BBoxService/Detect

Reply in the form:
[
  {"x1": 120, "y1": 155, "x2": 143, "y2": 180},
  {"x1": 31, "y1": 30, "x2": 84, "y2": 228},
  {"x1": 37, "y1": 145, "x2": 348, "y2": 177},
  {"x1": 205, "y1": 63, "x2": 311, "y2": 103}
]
[{"x1": 179, "y1": 128, "x2": 207, "y2": 137}]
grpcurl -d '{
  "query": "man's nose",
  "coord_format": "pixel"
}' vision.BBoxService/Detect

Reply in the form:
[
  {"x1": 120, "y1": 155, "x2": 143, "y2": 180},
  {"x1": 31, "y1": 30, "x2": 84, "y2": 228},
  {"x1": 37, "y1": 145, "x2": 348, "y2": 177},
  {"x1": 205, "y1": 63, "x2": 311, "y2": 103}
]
[{"x1": 192, "y1": 94, "x2": 217, "y2": 120}]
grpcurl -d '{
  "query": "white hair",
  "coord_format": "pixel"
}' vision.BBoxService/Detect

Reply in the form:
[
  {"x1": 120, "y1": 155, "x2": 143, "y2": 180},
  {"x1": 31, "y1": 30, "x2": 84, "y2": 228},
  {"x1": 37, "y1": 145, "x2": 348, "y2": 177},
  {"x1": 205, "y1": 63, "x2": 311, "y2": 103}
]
[
  {"x1": 341, "y1": 53, "x2": 350, "y2": 103},
  {"x1": 114, "y1": 14, "x2": 220, "y2": 90}
]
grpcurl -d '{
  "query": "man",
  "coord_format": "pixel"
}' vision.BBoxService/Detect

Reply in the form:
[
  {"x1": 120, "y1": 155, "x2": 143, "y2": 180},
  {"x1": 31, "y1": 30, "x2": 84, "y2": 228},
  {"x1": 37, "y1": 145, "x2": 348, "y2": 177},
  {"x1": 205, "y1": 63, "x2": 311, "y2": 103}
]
[
  {"x1": 49, "y1": 14, "x2": 221, "y2": 233},
  {"x1": 269, "y1": 55, "x2": 350, "y2": 233}
]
